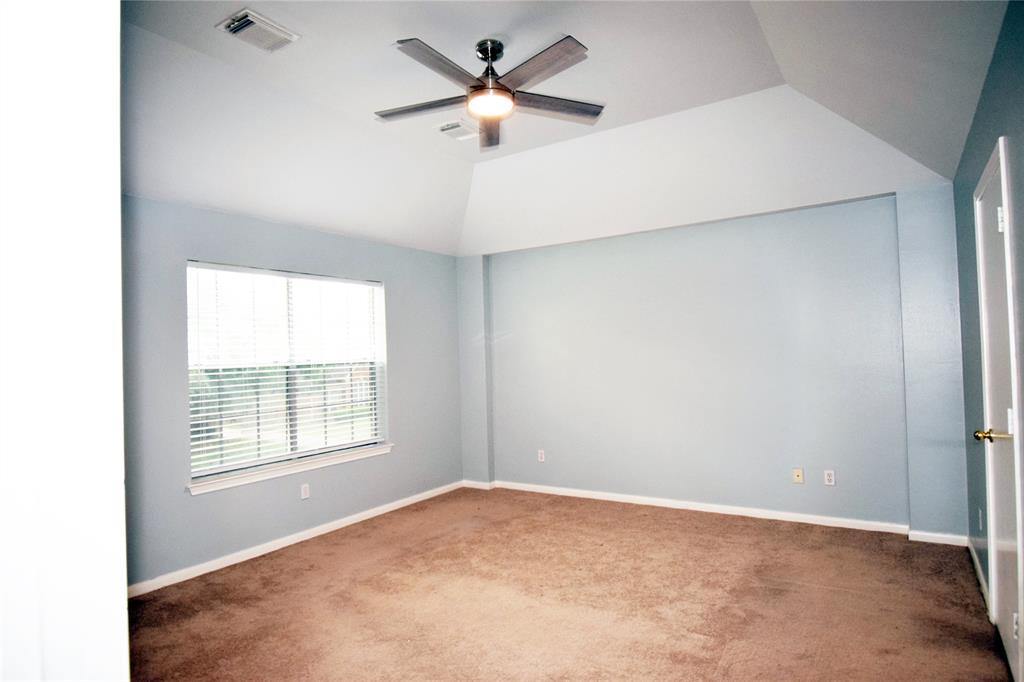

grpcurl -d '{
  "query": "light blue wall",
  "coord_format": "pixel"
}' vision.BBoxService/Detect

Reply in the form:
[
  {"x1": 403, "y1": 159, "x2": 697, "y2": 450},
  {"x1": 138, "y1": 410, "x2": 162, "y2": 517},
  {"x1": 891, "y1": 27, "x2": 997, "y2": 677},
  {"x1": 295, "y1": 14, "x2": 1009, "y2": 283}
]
[
  {"x1": 953, "y1": 2, "x2": 1024, "y2": 578},
  {"x1": 487, "y1": 197, "x2": 917, "y2": 524},
  {"x1": 125, "y1": 179, "x2": 972, "y2": 583},
  {"x1": 896, "y1": 186, "x2": 968, "y2": 535},
  {"x1": 122, "y1": 196, "x2": 462, "y2": 584},
  {"x1": 457, "y1": 256, "x2": 493, "y2": 481}
]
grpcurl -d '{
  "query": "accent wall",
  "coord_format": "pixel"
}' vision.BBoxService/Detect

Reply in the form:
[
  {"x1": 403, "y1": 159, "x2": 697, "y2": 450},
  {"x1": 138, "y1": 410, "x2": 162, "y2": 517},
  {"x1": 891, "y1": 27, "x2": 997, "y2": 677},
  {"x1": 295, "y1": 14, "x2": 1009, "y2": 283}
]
[{"x1": 463, "y1": 193, "x2": 967, "y2": 535}]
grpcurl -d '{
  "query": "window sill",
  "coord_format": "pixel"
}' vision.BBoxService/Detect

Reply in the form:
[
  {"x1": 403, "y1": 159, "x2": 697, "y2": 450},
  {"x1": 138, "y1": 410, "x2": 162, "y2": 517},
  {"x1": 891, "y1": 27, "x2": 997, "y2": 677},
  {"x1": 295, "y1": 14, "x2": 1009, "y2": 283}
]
[{"x1": 187, "y1": 442, "x2": 393, "y2": 496}]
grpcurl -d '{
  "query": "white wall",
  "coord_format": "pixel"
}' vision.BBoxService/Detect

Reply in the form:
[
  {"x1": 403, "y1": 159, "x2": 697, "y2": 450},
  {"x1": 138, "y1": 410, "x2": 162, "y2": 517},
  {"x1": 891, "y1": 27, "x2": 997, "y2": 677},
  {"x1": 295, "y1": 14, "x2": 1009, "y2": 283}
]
[
  {"x1": 460, "y1": 86, "x2": 946, "y2": 255},
  {"x1": 0, "y1": 2, "x2": 129, "y2": 679}
]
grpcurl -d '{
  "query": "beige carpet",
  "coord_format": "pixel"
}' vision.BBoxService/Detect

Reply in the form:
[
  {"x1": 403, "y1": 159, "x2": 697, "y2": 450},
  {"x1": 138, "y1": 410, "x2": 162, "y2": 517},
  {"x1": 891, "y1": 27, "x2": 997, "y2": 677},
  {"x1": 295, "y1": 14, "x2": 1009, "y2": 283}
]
[{"x1": 130, "y1": 488, "x2": 1008, "y2": 681}]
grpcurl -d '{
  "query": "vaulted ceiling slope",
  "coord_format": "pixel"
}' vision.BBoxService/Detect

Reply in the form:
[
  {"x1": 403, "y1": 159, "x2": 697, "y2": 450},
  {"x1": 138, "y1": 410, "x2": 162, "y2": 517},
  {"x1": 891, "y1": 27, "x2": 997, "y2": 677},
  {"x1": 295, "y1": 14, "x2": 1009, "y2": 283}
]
[
  {"x1": 752, "y1": 1, "x2": 1007, "y2": 179},
  {"x1": 121, "y1": 2, "x2": 1006, "y2": 256},
  {"x1": 122, "y1": 23, "x2": 473, "y2": 254},
  {"x1": 461, "y1": 85, "x2": 945, "y2": 254}
]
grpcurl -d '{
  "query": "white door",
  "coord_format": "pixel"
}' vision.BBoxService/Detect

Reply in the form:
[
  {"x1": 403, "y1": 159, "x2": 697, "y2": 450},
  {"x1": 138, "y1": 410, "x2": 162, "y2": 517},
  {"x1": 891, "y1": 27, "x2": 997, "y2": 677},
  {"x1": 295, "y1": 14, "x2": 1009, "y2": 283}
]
[{"x1": 975, "y1": 137, "x2": 1023, "y2": 679}]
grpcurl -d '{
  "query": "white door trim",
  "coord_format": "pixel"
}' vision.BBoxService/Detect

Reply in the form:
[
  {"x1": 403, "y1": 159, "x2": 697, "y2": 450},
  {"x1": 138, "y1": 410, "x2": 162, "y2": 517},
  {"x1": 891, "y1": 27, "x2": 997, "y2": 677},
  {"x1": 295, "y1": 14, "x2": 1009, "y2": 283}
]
[
  {"x1": 975, "y1": 144, "x2": 1002, "y2": 623},
  {"x1": 1005, "y1": 134, "x2": 1024, "y2": 679},
  {"x1": 973, "y1": 135, "x2": 1024, "y2": 670}
]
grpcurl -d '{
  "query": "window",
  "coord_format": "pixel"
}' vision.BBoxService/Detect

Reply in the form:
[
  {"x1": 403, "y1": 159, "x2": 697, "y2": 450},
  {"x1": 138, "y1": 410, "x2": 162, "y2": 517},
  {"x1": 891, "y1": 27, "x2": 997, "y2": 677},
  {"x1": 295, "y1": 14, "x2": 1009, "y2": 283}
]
[{"x1": 186, "y1": 262, "x2": 387, "y2": 482}]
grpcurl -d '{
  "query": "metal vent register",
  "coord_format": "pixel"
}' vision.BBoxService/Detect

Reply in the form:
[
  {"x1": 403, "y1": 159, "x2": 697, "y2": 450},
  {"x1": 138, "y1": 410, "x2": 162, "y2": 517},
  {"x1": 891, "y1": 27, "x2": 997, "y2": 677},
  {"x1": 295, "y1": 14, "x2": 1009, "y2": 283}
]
[
  {"x1": 439, "y1": 120, "x2": 478, "y2": 142},
  {"x1": 217, "y1": 9, "x2": 299, "y2": 53}
]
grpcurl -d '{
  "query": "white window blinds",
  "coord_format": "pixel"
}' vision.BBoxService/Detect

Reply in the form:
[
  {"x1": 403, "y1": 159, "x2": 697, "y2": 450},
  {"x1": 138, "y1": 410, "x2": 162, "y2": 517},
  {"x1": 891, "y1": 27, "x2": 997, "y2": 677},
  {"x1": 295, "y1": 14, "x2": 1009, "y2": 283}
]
[{"x1": 186, "y1": 262, "x2": 387, "y2": 478}]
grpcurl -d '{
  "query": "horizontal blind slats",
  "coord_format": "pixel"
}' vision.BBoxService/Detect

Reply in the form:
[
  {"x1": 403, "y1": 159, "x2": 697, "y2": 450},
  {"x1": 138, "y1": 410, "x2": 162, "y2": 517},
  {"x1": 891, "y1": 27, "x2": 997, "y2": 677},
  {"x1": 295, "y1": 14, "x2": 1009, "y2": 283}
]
[
  {"x1": 189, "y1": 411, "x2": 379, "y2": 441},
  {"x1": 189, "y1": 414, "x2": 380, "y2": 448},
  {"x1": 189, "y1": 418, "x2": 378, "y2": 437},
  {"x1": 189, "y1": 375, "x2": 380, "y2": 393},
  {"x1": 190, "y1": 433, "x2": 381, "y2": 468},
  {"x1": 189, "y1": 377, "x2": 379, "y2": 399},
  {"x1": 189, "y1": 364, "x2": 382, "y2": 377},
  {"x1": 191, "y1": 429, "x2": 380, "y2": 458},
  {"x1": 189, "y1": 386, "x2": 379, "y2": 409},
  {"x1": 191, "y1": 438, "x2": 383, "y2": 477},
  {"x1": 189, "y1": 396, "x2": 378, "y2": 421},
  {"x1": 187, "y1": 263, "x2": 387, "y2": 476}
]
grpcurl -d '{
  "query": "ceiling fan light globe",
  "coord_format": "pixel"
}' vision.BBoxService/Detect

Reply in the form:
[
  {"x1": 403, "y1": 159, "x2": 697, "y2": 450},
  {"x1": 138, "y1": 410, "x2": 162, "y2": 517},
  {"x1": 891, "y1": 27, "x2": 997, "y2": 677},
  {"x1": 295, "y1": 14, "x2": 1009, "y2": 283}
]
[{"x1": 467, "y1": 89, "x2": 514, "y2": 118}]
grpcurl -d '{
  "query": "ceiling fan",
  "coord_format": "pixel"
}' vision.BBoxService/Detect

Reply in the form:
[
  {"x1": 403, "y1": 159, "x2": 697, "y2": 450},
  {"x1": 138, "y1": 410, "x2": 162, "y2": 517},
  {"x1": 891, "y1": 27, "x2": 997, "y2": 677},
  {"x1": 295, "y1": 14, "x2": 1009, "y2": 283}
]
[{"x1": 374, "y1": 36, "x2": 604, "y2": 150}]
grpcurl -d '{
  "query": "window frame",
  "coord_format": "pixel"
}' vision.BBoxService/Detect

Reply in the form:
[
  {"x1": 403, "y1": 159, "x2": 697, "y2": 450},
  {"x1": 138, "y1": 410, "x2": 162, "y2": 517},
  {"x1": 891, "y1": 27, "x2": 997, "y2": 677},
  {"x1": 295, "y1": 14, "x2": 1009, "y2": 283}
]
[{"x1": 184, "y1": 260, "x2": 392, "y2": 495}]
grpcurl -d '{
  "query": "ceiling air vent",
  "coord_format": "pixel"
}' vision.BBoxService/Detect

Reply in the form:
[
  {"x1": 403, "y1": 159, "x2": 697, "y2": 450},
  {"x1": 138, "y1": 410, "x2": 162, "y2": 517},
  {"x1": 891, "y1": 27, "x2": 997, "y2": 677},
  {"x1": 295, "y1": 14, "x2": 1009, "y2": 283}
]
[
  {"x1": 217, "y1": 9, "x2": 299, "y2": 53},
  {"x1": 439, "y1": 120, "x2": 478, "y2": 142}
]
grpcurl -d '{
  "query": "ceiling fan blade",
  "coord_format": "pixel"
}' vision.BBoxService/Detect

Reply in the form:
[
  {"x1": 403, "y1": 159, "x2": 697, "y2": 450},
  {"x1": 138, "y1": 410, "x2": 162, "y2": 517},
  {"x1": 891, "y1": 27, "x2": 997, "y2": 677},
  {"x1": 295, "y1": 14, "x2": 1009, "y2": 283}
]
[
  {"x1": 497, "y1": 35, "x2": 588, "y2": 92},
  {"x1": 515, "y1": 91, "x2": 603, "y2": 123},
  {"x1": 396, "y1": 38, "x2": 484, "y2": 89},
  {"x1": 375, "y1": 95, "x2": 467, "y2": 121},
  {"x1": 480, "y1": 118, "x2": 500, "y2": 149}
]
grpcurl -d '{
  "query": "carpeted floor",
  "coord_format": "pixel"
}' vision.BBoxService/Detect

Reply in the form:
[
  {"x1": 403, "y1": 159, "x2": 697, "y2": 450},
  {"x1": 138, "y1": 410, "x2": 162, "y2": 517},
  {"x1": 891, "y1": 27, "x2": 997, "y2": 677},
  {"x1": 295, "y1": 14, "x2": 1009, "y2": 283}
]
[{"x1": 130, "y1": 488, "x2": 1009, "y2": 681}]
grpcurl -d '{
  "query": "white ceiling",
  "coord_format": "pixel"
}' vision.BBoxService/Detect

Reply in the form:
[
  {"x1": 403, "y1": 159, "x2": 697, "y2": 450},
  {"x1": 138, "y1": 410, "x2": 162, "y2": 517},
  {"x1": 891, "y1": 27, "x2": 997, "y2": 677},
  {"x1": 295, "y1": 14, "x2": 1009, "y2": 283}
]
[
  {"x1": 121, "y1": 1, "x2": 1007, "y2": 256},
  {"x1": 123, "y1": 1, "x2": 784, "y2": 162}
]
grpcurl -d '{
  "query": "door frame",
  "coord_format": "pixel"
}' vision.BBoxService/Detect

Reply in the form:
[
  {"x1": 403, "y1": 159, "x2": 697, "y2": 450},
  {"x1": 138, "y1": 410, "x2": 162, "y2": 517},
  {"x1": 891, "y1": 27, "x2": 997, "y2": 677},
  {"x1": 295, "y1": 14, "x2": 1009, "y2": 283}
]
[{"x1": 974, "y1": 135, "x2": 1024, "y2": 672}]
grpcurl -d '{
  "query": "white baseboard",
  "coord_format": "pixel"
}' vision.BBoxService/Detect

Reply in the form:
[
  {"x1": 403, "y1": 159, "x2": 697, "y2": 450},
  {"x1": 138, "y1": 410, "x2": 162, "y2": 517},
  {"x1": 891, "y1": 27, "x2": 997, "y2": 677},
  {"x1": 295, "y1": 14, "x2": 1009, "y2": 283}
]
[
  {"x1": 490, "y1": 480, "x2": 910, "y2": 535},
  {"x1": 493, "y1": 481, "x2": 972, "y2": 547},
  {"x1": 129, "y1": 477, "x2": 969, "y2": 597},
  {"x1": 907, "y1": 530, "x2": 969, "y2": 547},
  {"x1": 127, "y1": 480, "x2": 465, "y2": 598},
  {"x1": 460, "y1": 479, "x2": 495, "y2": 490}
]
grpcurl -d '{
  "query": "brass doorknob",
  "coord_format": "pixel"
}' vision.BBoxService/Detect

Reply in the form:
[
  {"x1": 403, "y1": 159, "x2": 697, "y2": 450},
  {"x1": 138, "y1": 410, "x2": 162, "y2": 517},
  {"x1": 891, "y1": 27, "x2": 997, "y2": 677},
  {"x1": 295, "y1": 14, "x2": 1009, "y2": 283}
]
[{"x1": 974, "y1": 428, "x2": 1012, "y2": 442}]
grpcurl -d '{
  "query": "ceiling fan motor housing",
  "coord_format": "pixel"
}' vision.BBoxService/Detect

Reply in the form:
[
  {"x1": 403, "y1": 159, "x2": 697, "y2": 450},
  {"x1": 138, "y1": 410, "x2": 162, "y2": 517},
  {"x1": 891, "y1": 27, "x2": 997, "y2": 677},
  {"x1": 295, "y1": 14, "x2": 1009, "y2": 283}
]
[{"x1": 475, "y1": 39, "x2": 504, "y2": 64}]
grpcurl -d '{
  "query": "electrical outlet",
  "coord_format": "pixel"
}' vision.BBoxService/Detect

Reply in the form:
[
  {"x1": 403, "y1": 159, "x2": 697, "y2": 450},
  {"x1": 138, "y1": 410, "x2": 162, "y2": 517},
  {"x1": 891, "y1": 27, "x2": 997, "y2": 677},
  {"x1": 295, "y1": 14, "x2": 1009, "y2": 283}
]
[
  {"x1": 300, "y1": 483, "x2": 310, "y2": 500},
  {"x1": 537, "y1": 449, "x2": 545, "y2": 463},
  {"x1": 824, "y1": 470, "x2": 835, "y2": 486},
  {"x1": 792, "y1": 468, "x2": 804, "y2": 484}
]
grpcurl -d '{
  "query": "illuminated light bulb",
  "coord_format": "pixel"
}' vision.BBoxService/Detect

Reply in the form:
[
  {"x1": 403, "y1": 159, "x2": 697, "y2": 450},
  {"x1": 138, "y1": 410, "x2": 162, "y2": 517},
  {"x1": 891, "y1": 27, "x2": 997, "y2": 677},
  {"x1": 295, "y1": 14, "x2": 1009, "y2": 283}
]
[{"x1": 467, "y1": 88, "x2": 514, "y2": 118}]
